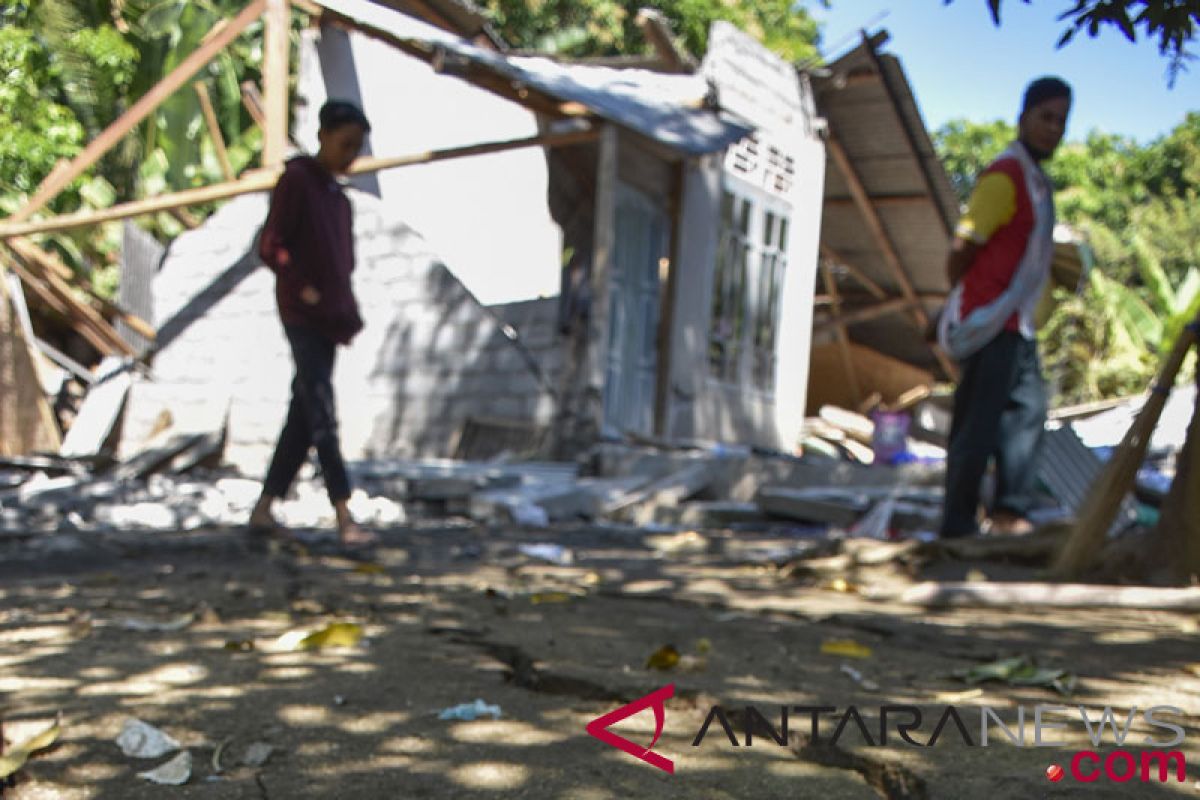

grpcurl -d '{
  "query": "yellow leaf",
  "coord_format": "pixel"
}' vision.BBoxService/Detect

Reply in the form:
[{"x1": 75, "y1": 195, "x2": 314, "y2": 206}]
[
  {"x1": 820, "y1": 639, "x2": 873, "y2": 659},
  {"x1": 530, "y1": 592, "x2": 573, "y2": 604},
  {"x1": 0, "y1": 716, "x2": 61, "y2": 779},
  {"x1": 298, "y1": 622, "x2": 363, "y2": 650},
  {"x1": 353, "y1": 562, "x2": 386, "y2": 575},
  {"x1": 645, "y1": 644, "x2": 681, "y2": 671}
]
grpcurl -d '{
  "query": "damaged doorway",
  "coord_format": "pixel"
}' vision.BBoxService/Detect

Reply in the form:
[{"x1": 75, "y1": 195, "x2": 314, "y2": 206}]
[{"x1": 603, "y1": 184, "x2": 670, "y2": 437}]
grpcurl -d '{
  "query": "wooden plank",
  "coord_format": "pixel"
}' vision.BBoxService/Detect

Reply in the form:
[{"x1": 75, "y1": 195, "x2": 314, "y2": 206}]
[
  {"x1": 587, "y1": 124, "x2": 619, "y2": 433},
  {"x1": 820, "y1": 244, "x2": 886, "y2": 300},
  {"x1": 347, "y1": 128, "x2": 600, "y2": 176},
  {"x1": 9, "y1": 0, "x2": 267, "y2": 224},
  {"x1": 319, "y1": 7, "x2": 587, "y2": 119},
  {"x1": 5, "y1": 242, "x2": 134, "y2": 356},
  {"x1": 0, "y1": 249, "x2": 117, "y2": 355},
  {"x1": 9, "y1": 238, "x2": 156, "y2": 342},
  {"x1": 1, "y1": 131, "x2": 599, "y2": 239},
  {"x1": 194, "y1": 81, "x2": 235, "y2": 181},
  {"x1": 820, "y1": 259, "x2": 862, "y2": 407},
  {"x1": 0, "y1": 274, "x2": 62, "y2": 456},
  {"x1": 0, "y1": 172, "x2": 279, "y2": 239},
  {"x1": 240, "y1": 81, "x2": 267, "y2": 129},
  {"x1": 263, "y1": 0, "x2": 291, "y2": 168},
  {"x1": 814, "y1": 296, "x2": 913, "y2": 332},
  {"x1": 653, "y1": 161, "x2": 684, "y2": 437},
  {"x1": 898, "y1": 581, "x2": 1200, "y2": 610}
]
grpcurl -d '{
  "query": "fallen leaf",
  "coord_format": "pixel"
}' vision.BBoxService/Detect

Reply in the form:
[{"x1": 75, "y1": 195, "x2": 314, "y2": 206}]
[
  {"x1": 820, "y1": 639, "x2": 873, "y2": 659},
  {"x1": 277, "y1": 622, "x2": 363, "y2": 651},
  {"x1": 645, "y1": 644, "x2": 681, "y2": 671},
  {"x1": 0, "y1": 715, "x2": 61, "y2": 780},
  {"x1": 530, "y1": 592, "x2": 574, "y2": 604},
  {"x1": 352, "y1": 562, "x2": 386, "y2": 575}
]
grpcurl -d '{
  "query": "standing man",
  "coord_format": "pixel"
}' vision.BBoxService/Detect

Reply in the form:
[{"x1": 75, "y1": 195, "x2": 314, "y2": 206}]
[
  {"x1": 248, "y1": 100, "x2": 375, "y2": 548},
  {"x1": 938, "y1": 77, "x2": 1072, "y2": 538}
]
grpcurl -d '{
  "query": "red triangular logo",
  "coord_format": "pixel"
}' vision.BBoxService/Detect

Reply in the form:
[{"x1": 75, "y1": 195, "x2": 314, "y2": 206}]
[{"x1": 585, "y1": 684, "x2": 675, "y2": 774}]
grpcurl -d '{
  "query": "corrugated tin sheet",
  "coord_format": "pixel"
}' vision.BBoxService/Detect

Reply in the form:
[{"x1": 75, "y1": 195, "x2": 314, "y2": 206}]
[
  {"x1": 815, "y1": 33, "x2": 958, "y2": 377},
  {"x1": 319, "y1": 0, "x2": 754, "y2": 155}
]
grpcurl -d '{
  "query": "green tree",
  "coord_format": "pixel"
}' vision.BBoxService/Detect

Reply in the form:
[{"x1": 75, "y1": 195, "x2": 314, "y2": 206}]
[{"x1": 479, "y1": 0, "x2": 824, "y2": 62}]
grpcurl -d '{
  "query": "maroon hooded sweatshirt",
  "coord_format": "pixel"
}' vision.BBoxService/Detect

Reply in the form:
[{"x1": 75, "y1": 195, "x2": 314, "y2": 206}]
[{"x1": 259, "y1": 156, "x2": 364, "y2": 345}]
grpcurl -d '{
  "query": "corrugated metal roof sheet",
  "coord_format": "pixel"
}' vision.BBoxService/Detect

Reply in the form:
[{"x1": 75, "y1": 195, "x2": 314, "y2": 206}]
[
  {"x1": 318, "y1": 0, "x2": 753, "y2": 155},
  {"x1": 815, "y1": 33, "x2": 958, "y2": 378}
]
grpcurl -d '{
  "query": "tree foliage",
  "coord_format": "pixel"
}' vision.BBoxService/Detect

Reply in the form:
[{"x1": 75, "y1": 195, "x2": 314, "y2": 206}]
[
  {"x1": 479, "y1": 0, "x2": 824, "y2": 62},
  {"x1": 944, "y1": 0, "x2": 1200, "y2": 83},
  {"x1": 1, "y1": 0, "x2": 280, "y2": 299}
]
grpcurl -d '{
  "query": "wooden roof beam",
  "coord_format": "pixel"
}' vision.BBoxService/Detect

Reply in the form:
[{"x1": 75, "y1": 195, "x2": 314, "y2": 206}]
[{"x1": 826, "y1": 130, "x2": 957, "y2": 378}]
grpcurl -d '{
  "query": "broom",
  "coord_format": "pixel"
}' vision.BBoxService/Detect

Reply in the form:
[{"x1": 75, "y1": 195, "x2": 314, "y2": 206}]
[{"x1": 1053, "y1": 314, "x2": 1200, "y2": 579}]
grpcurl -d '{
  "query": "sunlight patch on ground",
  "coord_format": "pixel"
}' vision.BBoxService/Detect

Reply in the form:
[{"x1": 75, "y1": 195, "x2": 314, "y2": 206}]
[
  {"x1": 449, "y1": 719, "x2": 568, "y2": 746},
  {"x1": 0, "y1": 675, "x2": 77, "y2": 694},
  {"x1": 449, "y1": 760, "x2": 529, "y2": 790},
  {"x1": 338, "y1": 711, "x2": 411, "y2": 735},
  {"x1": 379, "y1": 735, "x2": 438, "y2": 755},
  {"x1": 260, "y1": 666, "x2": 316, "y2": 682},
  {"x1": 0, "y1": 624, "x2": 73, "y2": 643},
  {"x1": 279, "y1": 703, "x2": 333, "y2": 726}
]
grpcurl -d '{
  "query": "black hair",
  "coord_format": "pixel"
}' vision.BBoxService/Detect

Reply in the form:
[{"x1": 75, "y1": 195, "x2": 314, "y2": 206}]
[
  {"x1": 1020, "y1": 76, "x2": 1072, "y2": 116},
  {"x1": 319, "y1": 100, "x2": 371, "y2": 133}
]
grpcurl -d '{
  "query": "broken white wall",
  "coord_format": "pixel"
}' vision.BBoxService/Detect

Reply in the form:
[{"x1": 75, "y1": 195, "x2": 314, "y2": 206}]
[
  {"x1": 294, "y1": 23, "x2": 562, "y2": 306},
  {"x1": 121, "y1": 190, "x2": 558, "y2": 476},
  {"x1": 664, "y1": 24, "x2": 825, "y2": 450}
]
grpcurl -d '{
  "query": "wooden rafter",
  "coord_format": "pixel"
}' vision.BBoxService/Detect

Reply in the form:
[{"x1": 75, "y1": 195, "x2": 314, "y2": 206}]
[
  {"x1": 820, "y1": 243, "x2": 885, "y2": 300},
  {"x1": 820, "y1": 259, "x2": 862, "y2": 406},
  {"x1": 317, "y1": 7, "x2": 591, "y2": 120},
  {"x1": 263, "y1": 0, "x2": 291, "y2": 168},
  {"x1": 0, "y1": 129, "x2": 600, "y2": 240},
  {"x1": 813, "y1": 296, "x2": 914, "y2": 333},
  {"x1": 194, "y1": 82, "x2": 235, "y2": 181},
  {"x1": 826, "y1": 132, "x2": 957, "y2": 378},
  {"x1": 8, "y1": 0, "x2": 267, "y2": 226}
]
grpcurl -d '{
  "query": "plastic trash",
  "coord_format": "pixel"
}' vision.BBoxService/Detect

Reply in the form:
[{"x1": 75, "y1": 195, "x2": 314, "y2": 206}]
[
  {"x1": 438, "y1": 699, "x2": 502, "y2": 721},
  {"x1": 517, "y1": 543, "x2": 573, "y2": 565},
  {"x1": 870, "y1": 410, "x2": 911, "y2": 465},
  {"x1": 137, "y1": 751, "x2": 192, "y2": 785},
  {"x1": 116, "y1": 719, "x2": 180, "y2": 759}
]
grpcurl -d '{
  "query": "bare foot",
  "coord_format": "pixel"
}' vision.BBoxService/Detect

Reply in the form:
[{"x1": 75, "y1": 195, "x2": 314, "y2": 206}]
[
  {"x1": 248, "y1": 510, "x2": 288, "y2": 536},
  {"x1": 338, "y1": 521, "x2": 378, "y2": 548},
  {"x1": 988, "y1": 512, "x2": 1034, "y2": 536}
]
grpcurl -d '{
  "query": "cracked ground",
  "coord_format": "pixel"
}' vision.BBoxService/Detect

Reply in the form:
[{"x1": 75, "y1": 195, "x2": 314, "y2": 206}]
[{"x1": 2, "y1": 521, "x2": 1199, "y2": 798}]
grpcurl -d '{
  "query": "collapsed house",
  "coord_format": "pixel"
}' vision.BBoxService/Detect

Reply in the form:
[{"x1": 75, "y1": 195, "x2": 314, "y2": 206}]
[{"x1": 111, "y1": 0, "x2": 827, "y2": 474}]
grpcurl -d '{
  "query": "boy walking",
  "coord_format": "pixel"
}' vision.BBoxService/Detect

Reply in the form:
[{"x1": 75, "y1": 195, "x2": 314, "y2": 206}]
[{"x1": 249, "y1": 100, "x2": 375, "y2": 547}]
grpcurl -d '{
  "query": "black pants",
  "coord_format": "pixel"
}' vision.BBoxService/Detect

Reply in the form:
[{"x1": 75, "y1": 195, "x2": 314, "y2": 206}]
[
  {"x1": 941, "y1": 331, "x2": 1047, "y2": 537},
  {"x1": 262, "y1": 325, "x2": 351, "y2": 503}
]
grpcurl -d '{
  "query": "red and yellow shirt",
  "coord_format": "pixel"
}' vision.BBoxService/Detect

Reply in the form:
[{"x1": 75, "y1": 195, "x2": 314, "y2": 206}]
[{"x1": 956, "y1": 157, "x2": 1035, "y2": 332}]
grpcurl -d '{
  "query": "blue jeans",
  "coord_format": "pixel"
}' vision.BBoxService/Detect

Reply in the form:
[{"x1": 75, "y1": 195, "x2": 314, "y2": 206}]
[
  {"x1": 941, "y1": 331, "x2": 1047, "y2": 537},
  {"x1": 262, "y1": 325, "x2": 351, "y2": 503}
]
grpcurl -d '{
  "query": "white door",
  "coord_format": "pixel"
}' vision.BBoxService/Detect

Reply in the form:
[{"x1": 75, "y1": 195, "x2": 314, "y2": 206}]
[{"x1": 603, "y1": 184, "x2": 669, "y2": 436}]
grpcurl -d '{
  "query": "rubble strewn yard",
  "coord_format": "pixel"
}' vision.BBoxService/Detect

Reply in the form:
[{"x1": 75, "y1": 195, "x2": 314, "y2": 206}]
[{"x1": 2, "y1": 422, "x2": 1198, "y2": 798}]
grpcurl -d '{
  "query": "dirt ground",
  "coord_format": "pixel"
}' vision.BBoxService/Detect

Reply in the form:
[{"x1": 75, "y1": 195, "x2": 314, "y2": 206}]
[{"x1": 2, "y1": 519, "x2": 1199, "y2": 799}]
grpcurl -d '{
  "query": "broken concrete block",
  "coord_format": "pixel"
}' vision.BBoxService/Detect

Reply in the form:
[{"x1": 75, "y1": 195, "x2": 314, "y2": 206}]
[
  {"x1": 755, "y1": 486, "x2": 869, "y2": 527},
  {"x1": 95, "y1": 502, "x2": 178, "y2": 530}
]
